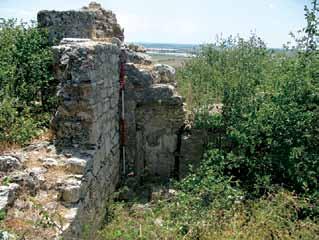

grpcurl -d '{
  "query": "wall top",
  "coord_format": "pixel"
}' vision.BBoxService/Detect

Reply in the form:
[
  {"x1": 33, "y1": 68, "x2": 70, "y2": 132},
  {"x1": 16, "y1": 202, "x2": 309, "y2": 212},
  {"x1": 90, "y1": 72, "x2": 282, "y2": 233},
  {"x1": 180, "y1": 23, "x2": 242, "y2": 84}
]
[{"x1": 37, "y1": 2, "x2": 124, "y2": 43}]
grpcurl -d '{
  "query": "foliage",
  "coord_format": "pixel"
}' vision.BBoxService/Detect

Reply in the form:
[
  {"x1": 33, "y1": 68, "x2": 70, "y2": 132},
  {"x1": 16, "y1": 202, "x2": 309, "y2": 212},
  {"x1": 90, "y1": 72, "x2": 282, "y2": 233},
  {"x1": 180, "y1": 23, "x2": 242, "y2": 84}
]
[
  {"x1": 99, "y1": 178, "x2": 319, "y2": 240},
  {"x1": 99, "y1": 2, "x2": 319, "y2": 240},
  {"x1": 176, "y1": 0, "x2": 319, "y2": 197},
  {"x1": 177, "y1": 34, "x2": 273, "y2": 112},
  {"x1": 0, "y1": 210, "x2": 6, "y2": 222},
  {"x1": 0, "y1": 98, "x2": 38, "y2": 144},
  {"x1": 0, "y1": 19, "x2": 56, "y2": 145}
]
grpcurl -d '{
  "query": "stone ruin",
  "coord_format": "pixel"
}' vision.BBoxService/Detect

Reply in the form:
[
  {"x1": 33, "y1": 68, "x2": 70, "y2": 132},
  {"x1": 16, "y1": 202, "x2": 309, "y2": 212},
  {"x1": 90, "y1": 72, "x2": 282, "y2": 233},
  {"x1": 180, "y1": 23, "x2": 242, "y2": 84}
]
[
  {"x1": 0, "y1": 2, "x2": 207, "y2": 239},
  {"x1": 38, "y1": 2, "x2": 124, "y2": 43}
]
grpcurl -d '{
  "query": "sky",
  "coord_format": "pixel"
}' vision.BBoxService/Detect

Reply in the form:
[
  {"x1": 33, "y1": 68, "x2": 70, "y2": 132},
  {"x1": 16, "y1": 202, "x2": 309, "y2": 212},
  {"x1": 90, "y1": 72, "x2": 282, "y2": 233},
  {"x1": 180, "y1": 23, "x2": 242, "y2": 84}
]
[{"x1": 0, "y1": 0, "x2": 311, "y2": 48}]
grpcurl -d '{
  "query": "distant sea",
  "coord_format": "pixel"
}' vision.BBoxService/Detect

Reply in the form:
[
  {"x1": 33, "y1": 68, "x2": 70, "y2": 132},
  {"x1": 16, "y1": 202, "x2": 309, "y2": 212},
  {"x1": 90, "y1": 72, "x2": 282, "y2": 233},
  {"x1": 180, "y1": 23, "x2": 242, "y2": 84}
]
[
  {"x1": 133, "y1": 42, "x2": 200, "y2": 57},
  {"x1": 131, "y1": 42, "x2": 286, "y2": 58}
]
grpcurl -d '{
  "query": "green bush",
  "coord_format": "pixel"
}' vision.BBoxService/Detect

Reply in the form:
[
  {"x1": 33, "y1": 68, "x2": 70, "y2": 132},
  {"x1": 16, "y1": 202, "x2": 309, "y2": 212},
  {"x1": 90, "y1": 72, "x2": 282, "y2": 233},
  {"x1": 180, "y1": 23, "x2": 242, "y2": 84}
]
[
  {"x1": 177, "y1": 34, "x2": 274, "y2": 112},
  {"x1": 0, "y1": 98, "x2": 38, "y2": 144},
  {"x1": 0, "y1": 19, "x2": 56, "y2": 145},
  {"x1": 177, "y1": 1, "x2": 319, "y2": 196}
]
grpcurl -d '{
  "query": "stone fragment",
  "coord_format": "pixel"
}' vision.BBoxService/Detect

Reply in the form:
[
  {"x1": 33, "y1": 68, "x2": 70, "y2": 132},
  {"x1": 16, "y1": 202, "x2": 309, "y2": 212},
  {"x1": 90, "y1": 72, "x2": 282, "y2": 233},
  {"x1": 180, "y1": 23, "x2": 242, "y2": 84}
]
[
  {"x1": 143, "y1": 84, "x2": 183, "y2": 105},
  {"x1": 125, "y1": 63, "x2": 154, "y2": 88},
  {"x1": 28, "y1": 167, "x2": 48, "y2": 175},
  {"x1": 0, "y1": 156, "x2": 21, "y2": 172},
  {"x1": 111, "y1": 37, "x2": 122, "y2": 47},
  {"x1": 126, "y1": 51, "x2": 152, "y2": 65},
  {"x1": 0, "y1": 231, "x2": 16, "y2": 240},
  {"x1": 65, "y1": 157, "x2": 87, "y2": 174},
  {"x1": 46, "y1": 144, "x2": 56, "y2": 153},
  {"x1": 40, "y1": 157, "x2": 59, "y2": 167},
  {"x1": 9, "y1": 171, "x2": 28, "y2": 184},
  {"x1": 129, "y1": 43, "x2": 146, "y2": 53},
  {"x1": 152, "y1": 64, "x2": 176, "y2": 84},
  {"x1": 24, "y1": 141, "x2": 50, "y2": 151},
  {"x1": 0, "y1": 183, "x2": 19, "y2": 210},
  {"x1": 59, "y1": 178, "x2": 82, "y2": 204},
  {"x1": 24, "y1": 174, "x2": 41, "y2": 196}
]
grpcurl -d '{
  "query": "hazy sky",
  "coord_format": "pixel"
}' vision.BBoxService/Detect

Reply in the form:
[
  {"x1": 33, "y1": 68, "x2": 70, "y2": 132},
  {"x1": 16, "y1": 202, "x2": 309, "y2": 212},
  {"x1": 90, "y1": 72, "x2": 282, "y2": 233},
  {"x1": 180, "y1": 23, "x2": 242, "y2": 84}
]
[{"x1": 0, "y1": 0, "x2": 311, "y2": 47}]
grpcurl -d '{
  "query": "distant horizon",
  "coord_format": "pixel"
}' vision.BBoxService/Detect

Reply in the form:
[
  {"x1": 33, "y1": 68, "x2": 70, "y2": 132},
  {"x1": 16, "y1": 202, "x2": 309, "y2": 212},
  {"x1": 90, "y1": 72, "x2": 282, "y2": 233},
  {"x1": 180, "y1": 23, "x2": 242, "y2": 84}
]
[
  {"x1": 0, "y1": 0, "x2": 311, "y2": 48},
  {"x1": 131, "y1": 42, "x2": 285, "y2": 50}
]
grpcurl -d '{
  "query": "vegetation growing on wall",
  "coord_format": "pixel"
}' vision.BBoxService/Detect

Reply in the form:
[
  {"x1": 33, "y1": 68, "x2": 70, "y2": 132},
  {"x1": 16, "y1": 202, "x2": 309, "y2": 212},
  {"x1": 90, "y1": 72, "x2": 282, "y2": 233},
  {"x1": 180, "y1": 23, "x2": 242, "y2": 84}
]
[{"x1": 0, "y1": 19, "x2": 56, "y2": 146}]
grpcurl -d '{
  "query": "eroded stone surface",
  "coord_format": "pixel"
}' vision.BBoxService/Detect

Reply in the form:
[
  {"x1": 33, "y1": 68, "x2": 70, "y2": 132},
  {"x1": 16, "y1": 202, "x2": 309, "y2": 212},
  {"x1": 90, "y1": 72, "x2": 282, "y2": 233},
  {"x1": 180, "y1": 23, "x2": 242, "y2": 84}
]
[
  {"x1": 37, "y1": 2, "x2": 124, "y2": 43},
  {"x1": 0, "y1": 156, "x2": 22, "y2": 172},
  {"x1": 125, "y1": 55, "x2": 186, "y2": 179},
  {"x1": 51, "y1": 38, "x2": 120, "y2": 239},
  {"x1": 152, "y1": 64, "x2": 176, "y2": 84},
  {"x1": 0, "y1": 2, "x2": 207, "y2": 239},
  {"x1": 0, "y1": 184, "x2": 19, "y2": 211}
]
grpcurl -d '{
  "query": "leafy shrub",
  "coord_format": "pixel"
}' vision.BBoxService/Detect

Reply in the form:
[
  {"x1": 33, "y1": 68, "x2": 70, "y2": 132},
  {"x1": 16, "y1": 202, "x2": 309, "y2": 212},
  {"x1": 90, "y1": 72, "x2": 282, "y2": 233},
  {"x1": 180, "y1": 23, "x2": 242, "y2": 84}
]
[
  {"x1": 176, "y1": 34, "x2": 274, "y2": 112},
  {"x1": 177, "y1": 1, "x2": 319, "y2": 196},
  {"x1": 0, "y1": 98, "x2": 38, "y2": 144},
  {"x1": 0, "y1": 19, "x2": 56, "y2": 145}
]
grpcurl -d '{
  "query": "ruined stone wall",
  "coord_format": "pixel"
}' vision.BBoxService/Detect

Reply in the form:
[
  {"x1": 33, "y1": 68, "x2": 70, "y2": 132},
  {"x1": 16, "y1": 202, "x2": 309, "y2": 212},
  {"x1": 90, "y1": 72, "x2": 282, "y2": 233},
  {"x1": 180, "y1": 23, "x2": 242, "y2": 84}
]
[
  {"x1": 38, "y1": 2, "x2": 124, "y2": 43},
  {"x1": 52, "y1": 38, "x2": 120, "y2": 238},
  {"x1": 125, "y1": 63, "x2": 185, "y2": 179},
  {"x1": 34, "y1": 2, "x2": 206, "y2": 239}
]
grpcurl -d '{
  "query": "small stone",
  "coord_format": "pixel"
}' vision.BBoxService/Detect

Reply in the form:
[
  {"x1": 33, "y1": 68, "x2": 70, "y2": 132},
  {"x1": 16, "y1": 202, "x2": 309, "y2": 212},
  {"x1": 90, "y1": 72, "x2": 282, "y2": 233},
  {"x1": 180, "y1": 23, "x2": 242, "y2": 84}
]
[
  {"x1": 24, "y1": 174, "x2": 41, "y2": 196},
  {"x1": 111, "y1": 37, "x2": 122, "y2": 47},
  {"x1": 126, "y1": 51, "x2": 152, "y2": 65},
  {"x1": 59, "y1": 179, "x2": 82, "y2": 204},
  {"x1": 28, "y1": 167, "x2": 47, "y2": 176},
  {"x1": 0, "y1": 156, "x2": 21, "y2": 172},
  {"x1": 46, "y1": 145, "x2": 56, "y2": 153},
  {"x1": 127, "y1": 43, "x2": 146, "y2": 53},
  {"x1": 65, "y1": 158, "x2": 86, "y2": 174},
  {"x1": 88, "y1": 1, "x2": 102, "y2": 10},
  {"x1": 152, "y1": 64, "x2": 176, "y2": 84},
  {"x1": 40, "y1": 157, "x2": 59, "y2": 167},
  {"x1": 0, "y1": 183, "x2": 19, "y2": 210},
  {"x1": 0, "y1": 231, "x2": 16, "y2": 240},
  {"x1": 9, "y1": 171, "x2": 28, "y2": 184},
  {"x1": 24, "y1": 141, "x2": 50, "y2": 151}
]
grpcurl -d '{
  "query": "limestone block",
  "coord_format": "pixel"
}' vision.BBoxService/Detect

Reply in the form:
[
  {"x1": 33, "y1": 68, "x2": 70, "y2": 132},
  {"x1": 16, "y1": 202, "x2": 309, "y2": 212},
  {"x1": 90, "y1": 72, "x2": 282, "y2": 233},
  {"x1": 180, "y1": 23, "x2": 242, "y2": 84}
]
[
  {"x1": 59, "y1": 178, "x2": 82, "y2": 204},
  {"x1": 0, "y1": 156, "x2": 22, "y2": 172},
  {"x1": 126, "y1": 51, "x2": 152, "y2": 65},
  {"x1": 0, "y1": 184, "x2": 19, "y2": 210},
  {"x1": 65, "y1": 158, "x2": 87, "y2": 174},
  {"x1": 38, "y1": 3, "x2": 124, "y2": 43},
  {"x1": 152, "y1": 64, "x2": 176, "y2": 84}
]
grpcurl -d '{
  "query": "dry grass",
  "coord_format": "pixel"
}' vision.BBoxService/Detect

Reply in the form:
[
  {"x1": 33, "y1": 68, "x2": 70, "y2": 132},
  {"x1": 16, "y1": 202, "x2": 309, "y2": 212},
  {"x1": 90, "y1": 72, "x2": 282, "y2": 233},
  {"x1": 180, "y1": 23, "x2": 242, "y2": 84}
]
[{"x1": 0, "y1": 129, "x2": 54, "y2": 154}]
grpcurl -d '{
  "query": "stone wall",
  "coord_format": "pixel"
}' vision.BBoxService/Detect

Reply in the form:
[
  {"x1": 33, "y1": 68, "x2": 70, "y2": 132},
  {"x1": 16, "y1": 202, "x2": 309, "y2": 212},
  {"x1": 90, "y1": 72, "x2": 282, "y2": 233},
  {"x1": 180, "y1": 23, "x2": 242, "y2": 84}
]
[
  {"x1": 52, "y1": 38, "x2": 120, "y2": 238},
  {"x1": 35, "y1": 2, "x2": 205, "y2": 239},
  {"x1": 124, "y1": 63, "x2": 186, "y2": 179},
  {"x1": 38, "y1": 2, "x2": 124, "y2": 43}
]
